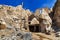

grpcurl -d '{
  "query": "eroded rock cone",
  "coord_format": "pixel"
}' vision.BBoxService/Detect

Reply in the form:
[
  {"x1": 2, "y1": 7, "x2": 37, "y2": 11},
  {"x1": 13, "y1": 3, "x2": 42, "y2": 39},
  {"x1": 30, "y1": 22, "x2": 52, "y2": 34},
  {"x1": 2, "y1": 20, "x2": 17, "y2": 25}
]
[{"x1": 35, "y1": 8, "x2": 52, "y2": 33}]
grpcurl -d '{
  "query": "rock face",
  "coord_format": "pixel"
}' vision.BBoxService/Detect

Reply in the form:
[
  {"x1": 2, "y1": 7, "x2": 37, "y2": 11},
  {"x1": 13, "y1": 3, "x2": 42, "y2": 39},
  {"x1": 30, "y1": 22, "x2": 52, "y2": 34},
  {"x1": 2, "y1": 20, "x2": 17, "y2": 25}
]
[
  {"x1": 31, "y1": 18, "x2": 39, "y2": 25},
  {"x1": 53, "y1": 0, "x2": 60, "y2": 27},
  {"x1": 0, "y1": 5, "x2": 32, "y2": 31},
  {"x1": 35, "y1": 8, "x2": 52, "y2": 33},
  {"x1": 0, "y1": 5, "x2": 32, "y2": 40},
  {"x1": 0, "y1": 4, "x2": 57, "y2": 40}
]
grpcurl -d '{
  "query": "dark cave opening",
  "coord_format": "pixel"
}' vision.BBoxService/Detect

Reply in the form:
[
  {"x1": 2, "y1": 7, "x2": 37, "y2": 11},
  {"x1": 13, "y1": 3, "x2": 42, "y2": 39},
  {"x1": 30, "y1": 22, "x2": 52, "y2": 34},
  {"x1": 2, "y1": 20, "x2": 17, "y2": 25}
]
[{"x1": 29, "y1": 25, "x2": 41, "y2": 32}]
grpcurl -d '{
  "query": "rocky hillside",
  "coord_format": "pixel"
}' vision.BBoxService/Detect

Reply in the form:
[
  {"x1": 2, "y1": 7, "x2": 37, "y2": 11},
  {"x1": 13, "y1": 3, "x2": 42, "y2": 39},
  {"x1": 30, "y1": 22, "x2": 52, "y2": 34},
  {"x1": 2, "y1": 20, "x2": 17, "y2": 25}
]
[
  {"x1": 0, "y1": 5, "x2": 33, "y2": 40},
  {"x1": 0, "y1": 0, "x2": 60, "y2": 39}
]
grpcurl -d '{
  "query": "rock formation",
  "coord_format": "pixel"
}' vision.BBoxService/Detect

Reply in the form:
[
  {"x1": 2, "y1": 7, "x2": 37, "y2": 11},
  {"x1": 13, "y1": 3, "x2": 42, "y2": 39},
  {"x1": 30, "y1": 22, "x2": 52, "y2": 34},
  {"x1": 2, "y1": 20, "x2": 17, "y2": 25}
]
[
  {"x1": 53, "y1": 0, "x2": 60, "y2": 27},
  {"x1": 0, "y1": 4, "x2": 59, "y2": 40},
  {"x1": 35, "y1": 8, "x2": 52, "y2": 33}
]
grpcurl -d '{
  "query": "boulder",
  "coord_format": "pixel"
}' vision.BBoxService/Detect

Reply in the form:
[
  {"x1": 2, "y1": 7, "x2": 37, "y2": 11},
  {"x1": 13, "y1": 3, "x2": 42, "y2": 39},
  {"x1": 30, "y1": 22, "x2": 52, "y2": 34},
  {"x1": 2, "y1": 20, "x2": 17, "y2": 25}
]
[
  {"x1": 23, "y1": 32, "x2": 32, "y2": 40},
  {"x1": 0, "y1": 19, "x2": 6, "y2": 30}
]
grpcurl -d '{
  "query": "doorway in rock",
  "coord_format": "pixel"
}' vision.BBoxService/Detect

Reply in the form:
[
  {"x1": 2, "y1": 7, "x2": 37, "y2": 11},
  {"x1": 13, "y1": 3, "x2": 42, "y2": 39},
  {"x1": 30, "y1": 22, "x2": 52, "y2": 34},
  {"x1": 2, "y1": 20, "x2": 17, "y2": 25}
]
[{"x1": 29, "y1": 24, "x2": 41, "y2": 32}]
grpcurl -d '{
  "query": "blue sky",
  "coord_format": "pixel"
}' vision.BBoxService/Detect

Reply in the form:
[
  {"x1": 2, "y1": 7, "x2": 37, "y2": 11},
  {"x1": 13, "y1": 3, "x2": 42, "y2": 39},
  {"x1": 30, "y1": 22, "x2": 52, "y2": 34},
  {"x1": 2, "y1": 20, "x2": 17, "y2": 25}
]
[{"x1": 0, "y1": 0, "x2": 56, "y2": 12}]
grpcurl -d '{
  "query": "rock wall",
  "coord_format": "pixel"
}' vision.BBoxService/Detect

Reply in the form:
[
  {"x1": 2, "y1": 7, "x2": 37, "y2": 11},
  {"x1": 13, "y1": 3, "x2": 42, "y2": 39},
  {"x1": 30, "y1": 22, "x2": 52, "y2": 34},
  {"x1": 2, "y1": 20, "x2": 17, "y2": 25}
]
[
  {"x1": 53, "y1": 0, "x2": 60, "y2": 27},
  {"x1": 0, "y1": 5, "x2": 32, "y2": 31}
]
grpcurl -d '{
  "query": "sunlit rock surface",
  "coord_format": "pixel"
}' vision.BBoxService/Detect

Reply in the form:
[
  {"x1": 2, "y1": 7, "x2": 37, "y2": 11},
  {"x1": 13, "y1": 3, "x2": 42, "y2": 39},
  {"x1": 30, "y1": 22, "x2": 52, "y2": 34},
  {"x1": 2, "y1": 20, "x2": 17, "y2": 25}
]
[{"x1": 0, "y1": 4, "x2": 59, "y2": 40}]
